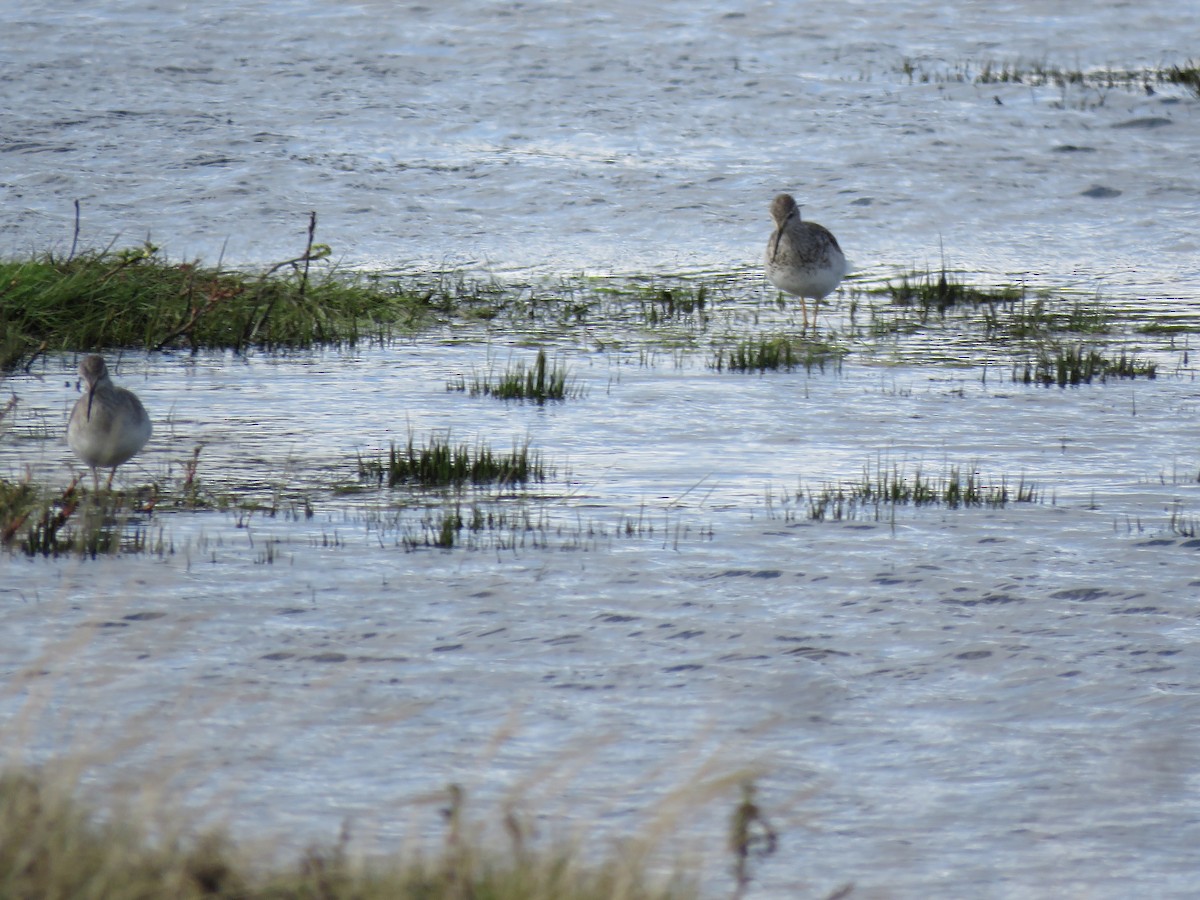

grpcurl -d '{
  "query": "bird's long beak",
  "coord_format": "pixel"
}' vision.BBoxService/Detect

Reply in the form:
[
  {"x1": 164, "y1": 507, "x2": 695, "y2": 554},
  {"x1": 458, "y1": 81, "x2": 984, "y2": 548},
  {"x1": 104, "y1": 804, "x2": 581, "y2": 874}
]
[
  {"x1": 770, "y1": 207, "x2": 799, "y2": 262},
  {"x1": 85, "y1": 382, "x2": 97, "y2": 420}
]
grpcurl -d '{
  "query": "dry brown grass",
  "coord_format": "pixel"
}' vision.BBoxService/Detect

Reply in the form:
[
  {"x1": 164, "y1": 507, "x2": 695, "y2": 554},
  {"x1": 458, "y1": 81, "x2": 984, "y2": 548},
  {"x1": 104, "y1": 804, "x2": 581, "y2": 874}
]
[{"x1": 0, "y1": 768, "x2": 700, "y2": 900}]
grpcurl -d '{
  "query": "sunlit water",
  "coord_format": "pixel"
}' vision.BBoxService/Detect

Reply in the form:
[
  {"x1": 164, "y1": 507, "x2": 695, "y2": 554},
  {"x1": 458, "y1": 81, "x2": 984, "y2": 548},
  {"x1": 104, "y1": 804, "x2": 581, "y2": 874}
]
[{"x1": 3, "y1": 1, "x2": 1200, "y2": 897}]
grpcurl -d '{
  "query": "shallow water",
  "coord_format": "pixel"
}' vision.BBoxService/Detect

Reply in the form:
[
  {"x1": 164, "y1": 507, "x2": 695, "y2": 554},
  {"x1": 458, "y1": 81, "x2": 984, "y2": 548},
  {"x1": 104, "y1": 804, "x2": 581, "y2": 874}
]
[
  {"x1": 4, "y1": 1, "x2": 1200, "y2": 897},
  {"x1": 4, "y1": 1, "x2": 1200, "y2": 294},
  {"x1": 6, "y1": 331, "x2": 1200, "y2": 896}
]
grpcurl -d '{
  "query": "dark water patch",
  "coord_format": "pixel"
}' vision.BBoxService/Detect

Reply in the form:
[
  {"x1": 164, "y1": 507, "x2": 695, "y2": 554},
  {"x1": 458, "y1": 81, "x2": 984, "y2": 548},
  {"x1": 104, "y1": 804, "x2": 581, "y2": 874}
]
[
  {"x1": 2, "y1": 141, "x2": 72, "y2": 154},
  {"x1": 432, "y1": 643, "x2": 463, "y2": 652},
  {"x1": 309, "y1": 652, "x2": 348, "y2": 663},
  {"x1": 1112, "y1": 116, "x2": 1173, "y2": 128},
  {"x1": 785, "y1": 646, "x2": 850, "y2": 661},
  {"x1": 154, "y1": 65, "x2": 215, "y2": 75},
  {"x1": 550, "y1": 682, "x2": 615, "y2": 690},
  {"x1": 709, "y1": 568, "x2": 783, "y2": 579},
  {"x1": 597, "y1": 613, "x2": 639, "y2": 623},
  {"x1": 123, "y1": 611, "x2": 167, "y2": 621},
  {"x1": 356, "y1": 655, "x2": 409, "y2": 663},
  {"x1": 1117, "y1": 607, "x2": 1162, "y2": 615},
  {"x1": 669, "y1": 630, "x2": 705, "y2": 640},
  {"x1": 178, "y1": 155, "x2": 239, "y2": 168},
  {"x1": 1081, "y1": 185, "x2": 1122, "y2": 199},
  {"x1": 662, "y1": 663, "x2": 703, "y2": 673},
  {"x1": 718, "y1": 653, "x2": 770, "y2": 662},
  {"x1": 1051, "y1": 144, "x2": 1097, "y2": 152},
  {"x1": 943, "y1": 593, "x2": 1023, "y2": 606},
  {"x1": 1050, "y1": 588, "x2": 1112, "y2": 602},
  {"x1": 955, "y1": 649, "x2": 993, "y2": 661},
  {"x1": 543, "y1": 634, "x2": 583, "y2": 645},
  {"x1": 94, "y1": 621, "x2": 130, "y2": 629},
  {"x1": 262, "y1": 652, "x2": 295, "y2": 661}
]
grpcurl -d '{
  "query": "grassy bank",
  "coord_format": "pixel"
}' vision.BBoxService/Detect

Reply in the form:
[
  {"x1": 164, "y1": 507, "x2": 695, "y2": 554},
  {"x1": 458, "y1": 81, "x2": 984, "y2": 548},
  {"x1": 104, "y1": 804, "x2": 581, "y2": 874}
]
[{"x1": 0, "y1": 237, "x2": 441, "y2": 371}]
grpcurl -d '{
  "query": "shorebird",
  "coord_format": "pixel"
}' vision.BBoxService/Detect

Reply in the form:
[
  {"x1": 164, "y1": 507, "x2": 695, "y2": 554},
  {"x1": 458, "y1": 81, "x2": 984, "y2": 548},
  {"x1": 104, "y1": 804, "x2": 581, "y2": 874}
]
[
  {"x1": 67, "y1": 354, "x2": 152, "y2": 489},
  {"x1": 764, "y1": 193, "x2": 849, "y2": 330}
]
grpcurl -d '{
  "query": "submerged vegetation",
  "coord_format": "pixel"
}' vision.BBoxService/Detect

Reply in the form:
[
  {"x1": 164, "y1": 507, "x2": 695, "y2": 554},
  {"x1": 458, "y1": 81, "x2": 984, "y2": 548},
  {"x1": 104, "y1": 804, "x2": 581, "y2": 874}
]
[
  {"x1": 803, "y1": 462, "x2": 1040, "y2": 522},
  {"x1": 0, "y1": 476, "x2": 150, "y2": 557},
  {"x1": 1015, "y1": 344, "x2": 1157, "y2": 387},
  {"x1": 710, "y1": 333, "x2": 847, "y2": 373},
  {"x1": 882, "y1": 268, "x2": 1024, "y2": 311},
  {"x1": 894, "y1": 58, "x2": 1200, "y2": 96},
  {"x1": 0, "y1": 443, "x2": 311, "y2": 558}
]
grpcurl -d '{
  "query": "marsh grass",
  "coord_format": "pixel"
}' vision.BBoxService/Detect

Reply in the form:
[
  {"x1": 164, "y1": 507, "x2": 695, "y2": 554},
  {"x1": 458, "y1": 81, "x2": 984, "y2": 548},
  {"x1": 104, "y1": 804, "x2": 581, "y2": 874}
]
[
  {"x1": 980, "y1": 296, "x2": 1112, "y2": 339},
  {"x1": 883, "y1": 269, "x2": 1024, "y2": 313},
  {"x1": 975, "y1": 59, "x2": 1200, "y2": 96},
  {"x1": 0, "y1": 768, "x2": 699, "y2": 900},
  {"x1": 638, "y1": 285, "x2": 710, "y2": 327},
  {"x1": 711, "y1": 334, "x2": 847, "y2": 373},
  {"x1": 1163, "y1": 62, "x2": 1200, "y2": 95},
  {"x1": 0, "y1": 445, "x2": 302, "y2": 558},
  {"x1": 359, "y1": 434, "x2": 548, "y2": 489},
  {"x1": 1014, "y1": 344, "x2": 1157, "y2": 386},
  {"x1": 0, "y1": 475, "x2": 157, "y2": 557},
  {"x1": 895, "y1": 58, "x2": 1200, "y2": 97},
  {"x1": 449, "y1": 350, "x2": 579, "y2": 403},
  {"x1": 0, "y1": 238, "x2": 439, "y2": 371},
  {"x1": 805, "y1": 462, "x2": 1038, "y2": 522},
  {"x1": 367, "y1": 497, "x2": 710, "y2": 552},
  {"x1": 395, "y1": 501, "x2": 553, "y2": 550}
]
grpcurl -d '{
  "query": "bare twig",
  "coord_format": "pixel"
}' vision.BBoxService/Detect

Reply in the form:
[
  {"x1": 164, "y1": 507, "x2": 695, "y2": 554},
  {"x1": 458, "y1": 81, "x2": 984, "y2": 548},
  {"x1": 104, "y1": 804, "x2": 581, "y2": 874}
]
[
  {"x1": 730, "y1": 780, "x2": 778, "y2": 899},
  {"x1": 68, "y1": 199, "x2": 81, "y2": 262},
  {"x1": 300, "y1": 210, "x2": 317, "y2": 298}
]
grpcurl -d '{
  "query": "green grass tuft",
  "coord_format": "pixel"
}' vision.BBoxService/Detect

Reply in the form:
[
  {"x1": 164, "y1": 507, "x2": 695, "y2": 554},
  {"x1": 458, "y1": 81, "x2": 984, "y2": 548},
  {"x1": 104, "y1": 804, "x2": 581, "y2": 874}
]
[
  {"x1": 0, "y1": 242, "x2": 438, "y2": 371},
  {"x1": 884, "y1": 269, "x2": 1024, "y2": 312},
  {"x1": 980, "y1": 297, "x2": 1112, "y2": 339},
  {"x1": 640, "y1": 285, "x2": 709, "y2": 326},
  {"x1": 805, "y1": 462, "x2": 1039, "y2": 522},
  {"x1": 449, "y1": 350, "x2": 579, "y2": 404},
  {"x1": 711, "y1": 334, "x2": 846, "y2": 373},
  {"x1": 1163, "y1": 61, "x2": 1200, "y2": 95},
  {"x1": 1014, "y1": 345, "x2": 1157, "y2": 387},
  {"x1": 359, "y1": 435, "x2": 548, "y2": 489}
]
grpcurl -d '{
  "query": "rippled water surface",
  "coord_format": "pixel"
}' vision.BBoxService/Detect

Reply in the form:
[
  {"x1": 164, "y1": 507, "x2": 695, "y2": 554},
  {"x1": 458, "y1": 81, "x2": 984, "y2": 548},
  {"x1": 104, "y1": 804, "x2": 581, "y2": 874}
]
[{"x1": 3, "y1": 2, "x2": 1200, "y2": 897}]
